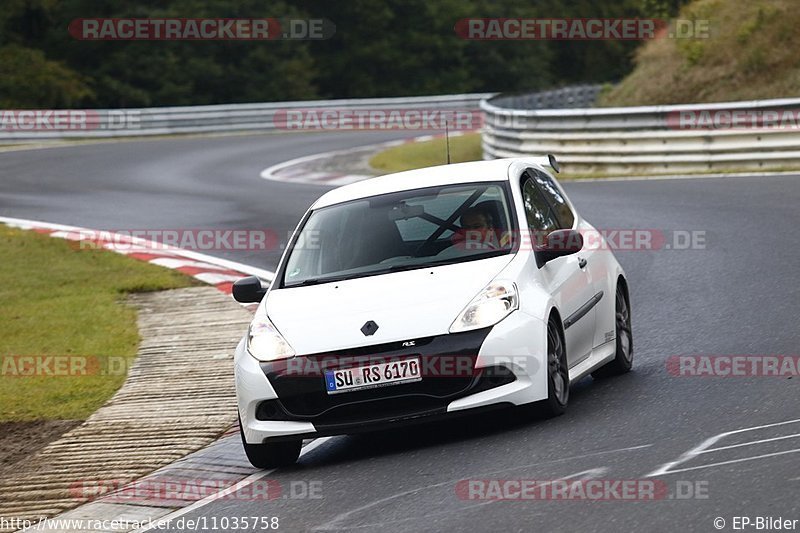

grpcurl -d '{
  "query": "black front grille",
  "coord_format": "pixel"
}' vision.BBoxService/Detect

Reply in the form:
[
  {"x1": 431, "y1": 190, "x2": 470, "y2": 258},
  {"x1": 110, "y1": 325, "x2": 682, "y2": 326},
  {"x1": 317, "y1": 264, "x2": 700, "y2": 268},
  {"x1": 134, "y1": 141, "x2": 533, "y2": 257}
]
[{"x1": 260, "y1": 328, "x2": 493, "y2": 425}]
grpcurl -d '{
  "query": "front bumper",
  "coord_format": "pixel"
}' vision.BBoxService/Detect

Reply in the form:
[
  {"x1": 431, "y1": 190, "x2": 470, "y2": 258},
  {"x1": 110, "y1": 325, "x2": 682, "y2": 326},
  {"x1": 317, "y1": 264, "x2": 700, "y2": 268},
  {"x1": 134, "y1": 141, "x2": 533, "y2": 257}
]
[{"x1": 235, "y1": 310, "x2": 548, "y2": 444}]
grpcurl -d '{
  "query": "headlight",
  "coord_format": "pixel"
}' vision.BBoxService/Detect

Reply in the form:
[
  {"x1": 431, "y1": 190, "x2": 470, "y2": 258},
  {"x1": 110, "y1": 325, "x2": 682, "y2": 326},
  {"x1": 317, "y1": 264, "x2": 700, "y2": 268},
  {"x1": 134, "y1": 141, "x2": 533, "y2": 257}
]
[
  {"x1": 449, "y1": 280, "x2": 519, "y2": 333},
  {"x1": 247, "y1": 314, "x2": 295, "y2": 362}
]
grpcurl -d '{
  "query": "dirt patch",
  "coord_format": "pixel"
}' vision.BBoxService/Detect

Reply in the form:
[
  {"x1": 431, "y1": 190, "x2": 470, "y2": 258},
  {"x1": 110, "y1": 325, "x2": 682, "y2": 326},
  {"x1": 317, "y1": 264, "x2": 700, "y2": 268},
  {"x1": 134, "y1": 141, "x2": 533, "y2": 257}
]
[{"x1": 0, "y1": 420, "x2": 83, "y2": 473}]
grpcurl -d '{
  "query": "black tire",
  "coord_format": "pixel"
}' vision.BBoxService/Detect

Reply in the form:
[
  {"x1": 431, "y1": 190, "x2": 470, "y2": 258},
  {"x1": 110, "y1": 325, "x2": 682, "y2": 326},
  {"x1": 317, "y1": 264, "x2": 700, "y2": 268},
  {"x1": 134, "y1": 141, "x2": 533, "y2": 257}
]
[
  {"x1": 238, "y1": 416, "x2": 301, "y2": 469},
  {"x1": 525, "y1": 314, "x2": 569, "y2": 419},
  {"x1": 592, "y1": 281, "x2": 633, "y2": 379}
]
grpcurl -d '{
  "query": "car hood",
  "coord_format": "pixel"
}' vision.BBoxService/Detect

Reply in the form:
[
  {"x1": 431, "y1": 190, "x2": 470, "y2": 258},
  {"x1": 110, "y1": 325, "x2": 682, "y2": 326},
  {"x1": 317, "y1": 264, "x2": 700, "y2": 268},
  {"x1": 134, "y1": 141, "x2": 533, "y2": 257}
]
[{"x1": 265, "y1": 255, "x2": 514, "y2": 354}]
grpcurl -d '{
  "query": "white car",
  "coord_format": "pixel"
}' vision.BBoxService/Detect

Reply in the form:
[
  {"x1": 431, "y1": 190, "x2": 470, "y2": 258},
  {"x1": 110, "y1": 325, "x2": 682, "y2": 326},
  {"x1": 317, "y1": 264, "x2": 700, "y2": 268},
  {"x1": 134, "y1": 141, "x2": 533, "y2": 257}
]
[{"x1": 232, "y1": 157, "x2": 633, "y2": 467}]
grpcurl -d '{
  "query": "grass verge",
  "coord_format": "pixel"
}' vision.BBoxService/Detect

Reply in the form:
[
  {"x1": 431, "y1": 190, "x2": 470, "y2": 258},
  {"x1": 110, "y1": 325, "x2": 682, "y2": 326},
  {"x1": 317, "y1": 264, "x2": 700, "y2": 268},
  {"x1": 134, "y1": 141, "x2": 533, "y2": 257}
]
[
  {"x1": 369, "y1": 133, "x2": 482, "y2": 174},
  {"x1": 0, "y1": 225, "x2": 197, "y2": 421}
]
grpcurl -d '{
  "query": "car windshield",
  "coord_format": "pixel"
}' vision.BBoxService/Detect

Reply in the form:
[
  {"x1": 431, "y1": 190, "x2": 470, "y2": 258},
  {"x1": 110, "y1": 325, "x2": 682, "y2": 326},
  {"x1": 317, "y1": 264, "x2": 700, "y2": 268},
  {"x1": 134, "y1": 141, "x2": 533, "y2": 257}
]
[{"x1": 282, "y1": 182, "x2": 516, "y2": 287}]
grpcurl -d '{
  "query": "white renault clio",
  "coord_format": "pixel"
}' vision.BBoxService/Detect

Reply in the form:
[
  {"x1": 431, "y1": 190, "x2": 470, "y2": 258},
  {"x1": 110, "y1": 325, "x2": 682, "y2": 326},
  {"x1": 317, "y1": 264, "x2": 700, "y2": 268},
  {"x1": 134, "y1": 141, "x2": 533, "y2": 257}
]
[{"x1": 232, "y1": 157, "x2": 632, "y2": 467}]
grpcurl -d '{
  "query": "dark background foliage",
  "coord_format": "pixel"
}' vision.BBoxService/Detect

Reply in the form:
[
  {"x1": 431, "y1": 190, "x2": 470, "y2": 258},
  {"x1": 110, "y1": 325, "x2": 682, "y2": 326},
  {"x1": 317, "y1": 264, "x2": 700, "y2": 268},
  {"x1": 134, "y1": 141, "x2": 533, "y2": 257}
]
[{"x1": 0, "y1": 0, "x2": 688, "y2": 108}]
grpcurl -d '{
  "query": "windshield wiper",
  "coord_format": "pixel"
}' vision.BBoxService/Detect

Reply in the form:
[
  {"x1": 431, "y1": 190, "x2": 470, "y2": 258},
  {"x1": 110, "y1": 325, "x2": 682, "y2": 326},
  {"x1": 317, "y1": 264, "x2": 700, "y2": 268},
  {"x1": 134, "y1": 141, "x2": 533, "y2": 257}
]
[
  {"x1": 381, "y1": 255, "x2": 498, "y2": 273},
  {"x1": 285, "y1": 276, "x2": 349, "y2": 287},
  {"x1": 383, "y1": 261, "x2": 454, "y2": 272}
]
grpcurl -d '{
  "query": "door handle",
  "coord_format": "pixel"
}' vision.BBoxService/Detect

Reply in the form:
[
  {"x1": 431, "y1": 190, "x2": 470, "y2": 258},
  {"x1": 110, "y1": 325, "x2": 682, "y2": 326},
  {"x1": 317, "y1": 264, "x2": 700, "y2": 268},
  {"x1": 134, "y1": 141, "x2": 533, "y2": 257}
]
[{"x1": 578, "y1": 257, "x2": 587, "y2": 269}]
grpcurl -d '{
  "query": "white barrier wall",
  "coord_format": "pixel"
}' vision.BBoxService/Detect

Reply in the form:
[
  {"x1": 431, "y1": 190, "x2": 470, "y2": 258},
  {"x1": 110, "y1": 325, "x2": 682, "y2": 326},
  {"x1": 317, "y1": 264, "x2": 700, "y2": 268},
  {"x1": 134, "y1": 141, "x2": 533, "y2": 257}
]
[{"x1": 481, "y1": 92, "x2": 800, "y2": 174}]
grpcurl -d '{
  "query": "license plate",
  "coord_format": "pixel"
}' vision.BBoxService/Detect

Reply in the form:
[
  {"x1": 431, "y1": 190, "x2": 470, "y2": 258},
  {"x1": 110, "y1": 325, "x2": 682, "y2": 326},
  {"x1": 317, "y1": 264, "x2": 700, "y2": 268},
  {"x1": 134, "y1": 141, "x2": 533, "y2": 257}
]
[{"x1": 325, "y1": 358, "x2": 421, "y2": 394}]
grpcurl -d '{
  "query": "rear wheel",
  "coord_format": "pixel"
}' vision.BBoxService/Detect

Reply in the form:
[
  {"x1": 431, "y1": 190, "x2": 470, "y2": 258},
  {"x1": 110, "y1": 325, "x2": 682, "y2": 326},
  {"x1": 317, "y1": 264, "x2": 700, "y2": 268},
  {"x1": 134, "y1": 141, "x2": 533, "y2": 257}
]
[
  {"x1": 592, "y1": 282, "x2": 633, "y2": 379},
  {"x1": 239, "y1": 416, "x2": 301, "y2": 469}
]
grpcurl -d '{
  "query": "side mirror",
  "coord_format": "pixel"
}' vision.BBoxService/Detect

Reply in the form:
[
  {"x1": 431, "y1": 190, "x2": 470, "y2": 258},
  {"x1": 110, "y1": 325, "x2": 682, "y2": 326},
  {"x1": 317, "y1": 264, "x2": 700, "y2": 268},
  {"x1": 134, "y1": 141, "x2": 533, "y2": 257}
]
[
  {"x1": 536, "y1": 229, "x2": 583, "y2": 267},
  {"x1": 232, "y1": 276, "x2": 267, "y2": 303}
]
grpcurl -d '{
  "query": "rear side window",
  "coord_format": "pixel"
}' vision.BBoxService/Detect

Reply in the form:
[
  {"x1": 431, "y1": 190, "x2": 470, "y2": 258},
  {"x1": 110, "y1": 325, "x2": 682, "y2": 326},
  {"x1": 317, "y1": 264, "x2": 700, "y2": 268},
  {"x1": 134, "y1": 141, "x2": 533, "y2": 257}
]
[
  {"x1": 521, "y1": 178, "x2": 559, "y2": 234},
  {"x1": 530, "y1": 169, "x2": 575, "y2": 229}
]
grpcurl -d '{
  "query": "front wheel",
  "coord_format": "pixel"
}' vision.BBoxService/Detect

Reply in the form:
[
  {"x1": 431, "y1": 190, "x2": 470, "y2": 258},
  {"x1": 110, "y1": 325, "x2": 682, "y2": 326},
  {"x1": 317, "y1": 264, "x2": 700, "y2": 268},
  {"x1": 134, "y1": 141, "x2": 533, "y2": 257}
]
[
  {"x1": 592, "y1": 282, "x2": 633, "y2": 379},
  {"x1": 239, "y1": 416, "x2": 301, "y2": 469},
  {"x1": 524, "y1": 315, "x2": 569, "y2": 419}
]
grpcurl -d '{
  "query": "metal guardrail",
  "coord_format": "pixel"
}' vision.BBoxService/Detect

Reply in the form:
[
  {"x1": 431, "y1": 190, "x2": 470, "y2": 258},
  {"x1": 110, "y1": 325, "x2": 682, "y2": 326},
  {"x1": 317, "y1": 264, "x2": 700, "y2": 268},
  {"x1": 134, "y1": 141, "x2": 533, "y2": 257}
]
[
  {"x1": 486, "y1": 85, "x2": 604, "y2": 111},
  {"x1": 481, "y1": 91, "x2": 800, "y2": 174},
  {"x1": 0, "y1": 93, "x2": 493, "y2": 141}
]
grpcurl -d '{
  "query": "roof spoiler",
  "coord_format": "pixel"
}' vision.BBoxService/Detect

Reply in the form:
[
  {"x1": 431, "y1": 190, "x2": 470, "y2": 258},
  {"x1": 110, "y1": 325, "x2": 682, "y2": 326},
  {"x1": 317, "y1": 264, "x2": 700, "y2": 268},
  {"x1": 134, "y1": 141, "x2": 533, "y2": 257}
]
[
  {"x1": 527, "y1": 154, "x2": 561, "y2": 173},
  {"x1": 547, "y1": 154, "x2": 560, "y2": 173}
]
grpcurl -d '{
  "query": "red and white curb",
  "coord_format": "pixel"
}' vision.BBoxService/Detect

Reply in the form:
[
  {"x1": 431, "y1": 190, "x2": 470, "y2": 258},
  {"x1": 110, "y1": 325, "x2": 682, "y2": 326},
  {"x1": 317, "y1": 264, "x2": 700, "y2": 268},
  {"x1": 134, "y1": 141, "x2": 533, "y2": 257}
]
[
  {"x1": 260, "y1": 130, "x2": 474, "y2": 186},
  {"x1": 0, "y1": 216, "x2": 273, "y2": 297},
  {"x1": 260, "y1": 146, "x2": 374, "y2": 186}
]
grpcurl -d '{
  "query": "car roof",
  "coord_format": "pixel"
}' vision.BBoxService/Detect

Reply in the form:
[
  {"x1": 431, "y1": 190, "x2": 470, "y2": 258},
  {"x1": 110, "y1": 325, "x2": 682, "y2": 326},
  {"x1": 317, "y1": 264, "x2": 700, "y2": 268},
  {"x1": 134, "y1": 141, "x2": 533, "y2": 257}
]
[{"x1": 312, "y1": 158, "x2": 548, "y2": 208}]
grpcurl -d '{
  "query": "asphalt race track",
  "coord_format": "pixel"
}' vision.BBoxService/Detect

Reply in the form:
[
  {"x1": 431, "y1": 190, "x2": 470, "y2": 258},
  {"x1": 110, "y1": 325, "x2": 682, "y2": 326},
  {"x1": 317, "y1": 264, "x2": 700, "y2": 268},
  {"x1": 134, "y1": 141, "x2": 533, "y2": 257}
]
[
  {"x1": 1, "y1": 133, "x2": 799, "y2": 532},
  {"x1": 0, "y1": 131, "x2": 415, "y2": 269}
]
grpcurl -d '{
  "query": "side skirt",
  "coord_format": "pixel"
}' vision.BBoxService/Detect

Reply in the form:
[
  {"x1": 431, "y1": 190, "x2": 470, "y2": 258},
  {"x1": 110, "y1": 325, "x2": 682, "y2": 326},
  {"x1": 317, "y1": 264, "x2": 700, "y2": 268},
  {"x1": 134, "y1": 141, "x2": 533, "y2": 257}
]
[{"x1": 567, "y1": 340, "x2": 616, "y2": 382}]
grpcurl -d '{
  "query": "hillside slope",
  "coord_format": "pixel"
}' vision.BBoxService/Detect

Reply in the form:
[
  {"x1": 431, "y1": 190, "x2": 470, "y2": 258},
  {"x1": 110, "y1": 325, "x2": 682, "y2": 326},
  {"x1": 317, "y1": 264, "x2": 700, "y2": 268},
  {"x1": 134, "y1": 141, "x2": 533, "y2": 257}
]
[{"x1": 600, "y1": 0, "x2": 800, "y2": 106}]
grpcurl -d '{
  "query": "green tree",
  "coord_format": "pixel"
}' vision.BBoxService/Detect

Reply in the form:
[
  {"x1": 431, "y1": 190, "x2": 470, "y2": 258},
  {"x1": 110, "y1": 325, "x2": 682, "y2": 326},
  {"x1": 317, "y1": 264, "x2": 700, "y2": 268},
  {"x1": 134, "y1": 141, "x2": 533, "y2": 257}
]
[
  {"x1": 0, "y1": 44, "x2": 93, "y2": 108},
  {"x1": 0, "y1": 0, "x2": 692, "y2": 108}
]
